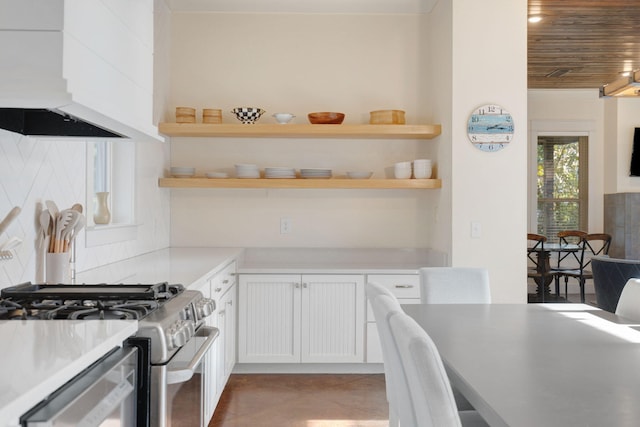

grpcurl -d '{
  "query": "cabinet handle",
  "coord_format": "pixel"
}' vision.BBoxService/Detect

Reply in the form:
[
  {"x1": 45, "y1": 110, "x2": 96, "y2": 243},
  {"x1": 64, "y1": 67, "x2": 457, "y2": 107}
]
[
  {"x1": 295, "y1": 283, "x2": 300, "y2": 288},
  {"x1": 223, "y1": 279, "x2": 229, "y2": 284},
  {"x1": 215, "y1": 287, "x2": 222, "y2": 292},
  {"x1": 395, "y1": 284, "x2": 414, "y2": 289},
  {"x1": 227, "y1": 300, "x2": 233, "y2": 306},
  {"x1": 303, "y1": 283, "x2": 308, "y2": 288}
]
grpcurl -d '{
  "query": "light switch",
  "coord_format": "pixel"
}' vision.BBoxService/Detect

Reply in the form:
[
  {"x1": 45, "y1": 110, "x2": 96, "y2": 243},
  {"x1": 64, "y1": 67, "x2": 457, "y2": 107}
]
[{"x1": 471, "y1": 221, "x2": 481, "y2": 238}]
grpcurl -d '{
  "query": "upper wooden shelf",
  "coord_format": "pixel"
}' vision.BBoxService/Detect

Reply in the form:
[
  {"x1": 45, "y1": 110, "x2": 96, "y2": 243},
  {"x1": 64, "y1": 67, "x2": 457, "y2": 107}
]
[
  {"x1": 158, "y1": 177, "x2": 442, "y2": 190},
  {"x1": 158, "y1": 123, "x2": 441, "y2": 139}
]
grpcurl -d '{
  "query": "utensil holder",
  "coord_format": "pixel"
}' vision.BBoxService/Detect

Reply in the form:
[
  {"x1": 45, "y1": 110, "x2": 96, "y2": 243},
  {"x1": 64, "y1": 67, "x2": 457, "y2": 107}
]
[{"x1": 46, "y1": 252, "x2": 71, "y2": 284}]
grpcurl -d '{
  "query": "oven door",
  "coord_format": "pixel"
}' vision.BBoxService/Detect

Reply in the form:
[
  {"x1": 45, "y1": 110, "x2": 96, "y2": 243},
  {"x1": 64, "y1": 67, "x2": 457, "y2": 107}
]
[
  {"x1": 151, "y1": 326, "x2": 219, "y2": 427},
  {"x1": 21, "y1": 346, "x2": 139, "y2": 427}
]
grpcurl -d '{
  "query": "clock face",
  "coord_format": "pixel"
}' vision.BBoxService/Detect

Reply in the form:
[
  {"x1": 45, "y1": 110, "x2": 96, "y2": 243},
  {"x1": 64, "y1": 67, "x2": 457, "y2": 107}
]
[{"x1": 467, "y1": 104, "x2": 514, "y2": 152}]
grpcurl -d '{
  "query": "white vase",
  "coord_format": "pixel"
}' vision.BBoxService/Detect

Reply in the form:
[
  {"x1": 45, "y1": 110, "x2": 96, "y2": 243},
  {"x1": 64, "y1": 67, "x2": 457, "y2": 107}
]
[{"x1": 93, "y1": 192, "x2": 111, "y2": 224}]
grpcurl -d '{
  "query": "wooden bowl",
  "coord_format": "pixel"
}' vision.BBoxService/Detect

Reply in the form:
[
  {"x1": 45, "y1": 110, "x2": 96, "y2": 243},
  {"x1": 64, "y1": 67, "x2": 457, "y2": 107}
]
[{"x1": 308, "y1": 112, "x2": 345, "y2": 124}]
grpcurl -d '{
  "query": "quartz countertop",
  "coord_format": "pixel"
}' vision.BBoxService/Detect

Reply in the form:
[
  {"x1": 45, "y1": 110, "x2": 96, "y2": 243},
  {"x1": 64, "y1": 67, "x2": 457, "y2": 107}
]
[
  {"x1": 75, "y1": 247, "x2": 243, "y2": 285},
  {"x1": 0, "y1": 320, "x2": 138, "y2": 427},
  {"x1": 238, "y1": 247, "x2": 447, "y2": 274}
]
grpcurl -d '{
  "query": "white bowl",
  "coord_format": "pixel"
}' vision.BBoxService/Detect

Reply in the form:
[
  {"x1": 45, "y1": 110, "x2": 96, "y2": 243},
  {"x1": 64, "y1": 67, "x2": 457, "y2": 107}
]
[
  {"x1": 273, "y1": 112, "x2": 295, "y2": 124},
  {"x1": 347, "y1": 171, "x2": 373, "y2": 179},
  {"x1": 170, "y1": 166, "x2": 195, "y2": 177}
]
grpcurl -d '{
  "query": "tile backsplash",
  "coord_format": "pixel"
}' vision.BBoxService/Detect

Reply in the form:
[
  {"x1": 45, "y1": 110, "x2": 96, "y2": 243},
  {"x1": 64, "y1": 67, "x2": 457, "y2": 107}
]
[{"x1": 0, "y1": 129, "x2": 170, "y2": 289}]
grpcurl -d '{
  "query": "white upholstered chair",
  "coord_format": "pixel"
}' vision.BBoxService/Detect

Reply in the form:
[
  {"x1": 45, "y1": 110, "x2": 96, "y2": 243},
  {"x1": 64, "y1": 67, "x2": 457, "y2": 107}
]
[
  {"x1": 615, "y1": 278, "x2": 640, "y2": 321},
  {"x1": 367, "y1": 282, "x2": 416, "y2": 427},
  {"x1": 389, "y1": 312, "x2": 489, "y2": 427},
  {"x1": 419, "y1": 267, "x2": 491, "y2": 304}
]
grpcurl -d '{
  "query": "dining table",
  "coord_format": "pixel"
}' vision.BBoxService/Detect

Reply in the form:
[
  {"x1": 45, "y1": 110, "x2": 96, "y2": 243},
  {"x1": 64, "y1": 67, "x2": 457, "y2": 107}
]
[
  {"x1": 403, "y1": 303, "x2": 640, "y2": 427},
  {"x1": 528, "y1": 242, "x2": 579, "y2": 302}
]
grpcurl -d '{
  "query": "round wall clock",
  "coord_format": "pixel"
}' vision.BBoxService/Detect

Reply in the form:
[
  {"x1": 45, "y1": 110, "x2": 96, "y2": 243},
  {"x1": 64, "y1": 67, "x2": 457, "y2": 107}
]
[{"x1": 467, "y1": 104, "x2": 514, "y2": 152}]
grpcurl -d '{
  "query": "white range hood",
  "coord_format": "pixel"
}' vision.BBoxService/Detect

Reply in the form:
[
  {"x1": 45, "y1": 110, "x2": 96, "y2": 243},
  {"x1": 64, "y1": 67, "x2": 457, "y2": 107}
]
[{"x1": 0, "y1": 0, "x2": 163, "y2": 140}]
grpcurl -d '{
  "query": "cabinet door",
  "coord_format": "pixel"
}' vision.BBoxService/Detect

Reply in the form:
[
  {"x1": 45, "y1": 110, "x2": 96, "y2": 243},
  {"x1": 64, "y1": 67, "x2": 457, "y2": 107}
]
[
  {"x1": 301, "y1": 275, "x2": 365, "y2": 363},
  {"x1": 238, "y1": 275, "x2": 301, "y2": 363},
  {"x1": 222, "y1": 283, "x2": 236, "y2": 379}
]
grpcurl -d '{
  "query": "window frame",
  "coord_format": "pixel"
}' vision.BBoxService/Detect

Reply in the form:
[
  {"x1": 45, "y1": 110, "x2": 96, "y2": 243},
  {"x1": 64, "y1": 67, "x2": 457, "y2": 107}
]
[{"x1": 85, "y1": 140, "x2": 138, "y2": 247}]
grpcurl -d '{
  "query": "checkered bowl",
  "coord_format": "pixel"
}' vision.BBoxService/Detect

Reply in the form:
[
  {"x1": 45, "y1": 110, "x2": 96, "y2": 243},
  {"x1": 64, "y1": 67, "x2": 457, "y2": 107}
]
[{"x1": 231, "y1": 107, "x2": 266, "y2": 124}]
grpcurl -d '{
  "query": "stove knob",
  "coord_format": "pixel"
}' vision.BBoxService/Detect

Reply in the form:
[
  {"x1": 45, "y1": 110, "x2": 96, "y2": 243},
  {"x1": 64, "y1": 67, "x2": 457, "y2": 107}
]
[
  {"x1": 172, "y1": 328, "x2": 187, "y2": 348},
  {"x1": 197, "y1": 298, "x2": 216, "y2": 318}
]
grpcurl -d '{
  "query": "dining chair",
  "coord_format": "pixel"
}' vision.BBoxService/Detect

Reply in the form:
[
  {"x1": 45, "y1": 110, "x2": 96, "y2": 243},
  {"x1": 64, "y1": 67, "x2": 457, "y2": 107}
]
[
  {"x1": 527, "y1": 233, "x2": 556, "y2": 302},
  {"x1": 367, "y1": 283, "x2": 418, "y2": 427},
  {"x1": 614, "y1": 278, "x2": 640, "y2": 322},
  {"x1": 559, "y1": 233, "x2": 612, "y2": 303},
  {"x1": 551, "y1": 230, "x2": 587, "y2": 296},
  {"x1": 419, "y1": 267, "x2": 491, "y2": 304},
  {"x1": 389, "y1": 311, "x2": 489, "y2": 427}
]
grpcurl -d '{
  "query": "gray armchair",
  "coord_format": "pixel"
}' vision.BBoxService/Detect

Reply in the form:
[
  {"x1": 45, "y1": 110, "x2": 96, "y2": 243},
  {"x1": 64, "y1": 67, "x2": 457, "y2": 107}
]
[{"x1": 591, "y1": 256, "x2": 640, "y2": 313}]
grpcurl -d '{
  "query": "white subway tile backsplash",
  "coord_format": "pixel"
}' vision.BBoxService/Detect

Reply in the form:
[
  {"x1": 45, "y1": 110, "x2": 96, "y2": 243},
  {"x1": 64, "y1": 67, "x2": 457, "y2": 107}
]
[{"x1": 0, "y1": 129, "x2": 170, "y2": 289}]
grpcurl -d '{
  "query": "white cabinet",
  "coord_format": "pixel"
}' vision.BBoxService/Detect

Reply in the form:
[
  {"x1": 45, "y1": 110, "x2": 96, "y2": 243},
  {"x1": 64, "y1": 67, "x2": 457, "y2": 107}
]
[
  {"x1": 365, "y1": 274, "x2": 420, "y2": 363},
  {"x1": 211, "y1": 261, "x2": 237, "y2": 402},
  {"x1": 238, "y1": 274, "x2": 365, "y2": 364},
  {"x1": 188, "y1": 277, "x2": 217, "y2": 423}
]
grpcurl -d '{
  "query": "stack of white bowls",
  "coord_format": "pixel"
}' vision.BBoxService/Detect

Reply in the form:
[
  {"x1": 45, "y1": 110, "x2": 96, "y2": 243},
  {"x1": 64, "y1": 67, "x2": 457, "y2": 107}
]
[
  {"x1": 265, "y1": 167, "x2": 296, "y2": 178},
  {"x1": 413, "y1": 159, "x2": 432, "y2": 179},
  {"x1": 394, "y1": 162, "x2": 412, "y2": 179},
  {"x1": 235, "y1": 164, "x2": 260, "y2": 178}
]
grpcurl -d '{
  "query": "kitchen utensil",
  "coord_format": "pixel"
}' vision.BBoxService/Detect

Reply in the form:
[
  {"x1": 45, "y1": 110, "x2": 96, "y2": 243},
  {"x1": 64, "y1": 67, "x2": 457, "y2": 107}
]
[
  {"x1": 53, "y1": 210, "x2": 73, "y2": 253},
  {"x1": 60, "y1": 211, "x2": 81, "y2": 252},
  {"x1": 0, "y1": 206, "x2": 21, "y2": 236},
  {"x1": 0, "y1": 236, "x2": 22, "y2": 251},
  {"x1": 231, "y1": 107, "x2": 265, "y2": 124},
  {"x1": 45, "y1": 200, "x2": 59, "y2": 220},
  {"x1": 71, "y1": 203, "x2": 83, "y2": 213},
  {"x1": 308, "y1": 112, "x2": 345, "y2": 124}
]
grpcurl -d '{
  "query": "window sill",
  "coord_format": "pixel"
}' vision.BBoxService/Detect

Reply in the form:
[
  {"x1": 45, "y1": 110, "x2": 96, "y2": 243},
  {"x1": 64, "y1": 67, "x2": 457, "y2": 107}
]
[{"x1": 86, "y1": 223, "x2": 138, "y2": 247}]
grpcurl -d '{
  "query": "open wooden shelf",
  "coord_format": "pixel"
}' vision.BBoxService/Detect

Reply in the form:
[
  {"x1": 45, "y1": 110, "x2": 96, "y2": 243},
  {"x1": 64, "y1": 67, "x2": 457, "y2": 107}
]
[
  {"x1": 158, "y1": 177, "x2": 442, "y2": 189},
  {"x1": 158, "y1": 123, "x2": 441, "y2": 139}
]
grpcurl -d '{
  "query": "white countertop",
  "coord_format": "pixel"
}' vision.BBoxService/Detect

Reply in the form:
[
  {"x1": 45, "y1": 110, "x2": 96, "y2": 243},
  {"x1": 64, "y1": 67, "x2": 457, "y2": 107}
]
[
  {"x1": 0, "y1": 320, "x2": 138, "y2": 427},
  {"x1": 75, "y1": 247, "x2": 243, "y2": 285},
  {"x1": 238, "y1": 247, "x2": 446, "y2": 274}
]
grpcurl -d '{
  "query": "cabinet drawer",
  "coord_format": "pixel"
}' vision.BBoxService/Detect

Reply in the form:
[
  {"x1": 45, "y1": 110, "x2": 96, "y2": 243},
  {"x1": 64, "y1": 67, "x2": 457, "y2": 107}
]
[
  {"x1": 366, "y1": 274, "x2": 420, "y2": 299},
  {"x1": 212, "y1": 261, "x2": 237, "y2": 298}
]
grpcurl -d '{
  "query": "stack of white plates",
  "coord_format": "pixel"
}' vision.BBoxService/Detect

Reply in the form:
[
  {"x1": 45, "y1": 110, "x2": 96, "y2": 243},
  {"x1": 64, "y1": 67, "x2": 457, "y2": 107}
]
[
  {"x1": 300, "y1": 168, "x2": 332, "y2": 179},
  {"x1": 265, "y1": 167, "x2": 296, "y2": 178},
  {"x1": 235, "y1": 164, "x2": 260, "y2": 178}
]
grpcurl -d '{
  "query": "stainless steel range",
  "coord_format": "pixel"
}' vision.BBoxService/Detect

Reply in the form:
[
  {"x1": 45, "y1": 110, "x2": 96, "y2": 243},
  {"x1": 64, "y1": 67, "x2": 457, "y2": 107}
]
[{"x1": 1, "y1": 282, "x2": 218, "y2": 427}]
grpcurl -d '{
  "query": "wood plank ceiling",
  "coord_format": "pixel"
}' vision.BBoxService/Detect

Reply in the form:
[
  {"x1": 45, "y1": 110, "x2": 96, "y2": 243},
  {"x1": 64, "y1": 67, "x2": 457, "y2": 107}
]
[{"x1": 528, "y1": 0, "x2": 640, "y2": 89}]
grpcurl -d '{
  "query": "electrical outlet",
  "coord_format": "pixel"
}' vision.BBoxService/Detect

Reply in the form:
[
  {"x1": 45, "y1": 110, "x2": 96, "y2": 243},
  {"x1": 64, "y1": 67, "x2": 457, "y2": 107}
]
[{"x1": 280, "y1": 217, "x2": 292, "y2": 234}]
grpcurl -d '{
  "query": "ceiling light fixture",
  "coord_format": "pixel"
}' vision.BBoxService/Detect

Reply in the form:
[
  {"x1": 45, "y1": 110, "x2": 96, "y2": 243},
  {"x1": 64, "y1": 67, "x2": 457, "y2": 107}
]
[
  {"x1": 528, "y1": 14, "x2": 543, "y2": 23},
  {"x1": 600, "y1": 70, "x2": 640, "y2": 97}
]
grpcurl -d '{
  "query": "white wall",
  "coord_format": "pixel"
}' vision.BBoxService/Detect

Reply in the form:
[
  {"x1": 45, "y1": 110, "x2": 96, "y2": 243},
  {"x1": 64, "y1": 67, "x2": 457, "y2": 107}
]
[
  {"x1": 446, "y1": 0, "x2": 528, "y2": 303},
  {"x1": 603, "y1": 98, "x2": 640, "y2": 193},
  {"x1": 0, "y1": 131, "x2": 171, "y2": 289},
  {"x1": 528, "y1": 89, "x2": 605, "y2": 233},
  {"x1": 168, "y1": 12, "x2": 440, "y2": 249}
]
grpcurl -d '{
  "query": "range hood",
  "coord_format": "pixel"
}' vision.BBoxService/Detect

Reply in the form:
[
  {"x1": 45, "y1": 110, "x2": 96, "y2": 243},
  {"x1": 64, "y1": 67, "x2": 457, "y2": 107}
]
[
  {"x1": 0, "y1": 0, "x2": 162, "y2": 141},
  {"x1": 0, "y1": 108, "x2": 123, "y2": 138},
  {"x1": 600, "y1": 70, "x2": 640, "y2": 98}
]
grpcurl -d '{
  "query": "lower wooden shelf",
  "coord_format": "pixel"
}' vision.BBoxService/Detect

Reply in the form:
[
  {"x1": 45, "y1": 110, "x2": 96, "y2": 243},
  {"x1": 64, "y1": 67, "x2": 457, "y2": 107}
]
[{"x1": 158, "y1": 177, "x2": 441, "y2": 189}]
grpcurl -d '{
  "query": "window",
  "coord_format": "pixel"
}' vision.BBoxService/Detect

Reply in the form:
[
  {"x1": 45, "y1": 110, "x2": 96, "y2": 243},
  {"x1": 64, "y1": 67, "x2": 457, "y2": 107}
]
[
  {"x1": 85, "y1": 140, "x2": 137, "y2": 246},
  {"x1": 536, "y1": 135, "x2": 588, "y2": 242}
]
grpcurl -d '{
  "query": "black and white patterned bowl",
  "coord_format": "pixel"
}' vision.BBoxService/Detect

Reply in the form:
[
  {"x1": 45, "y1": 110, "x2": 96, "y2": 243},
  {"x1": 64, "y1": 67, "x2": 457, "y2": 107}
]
[{"x1": 231, "y1": 107, "x2": 266, "y2": 124}]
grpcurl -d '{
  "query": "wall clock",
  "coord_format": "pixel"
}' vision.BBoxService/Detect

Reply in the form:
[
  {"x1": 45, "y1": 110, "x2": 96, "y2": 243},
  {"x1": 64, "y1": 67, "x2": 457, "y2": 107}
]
[{"x1": 467, "y1": 104, "x2": 514, "y2": 152}]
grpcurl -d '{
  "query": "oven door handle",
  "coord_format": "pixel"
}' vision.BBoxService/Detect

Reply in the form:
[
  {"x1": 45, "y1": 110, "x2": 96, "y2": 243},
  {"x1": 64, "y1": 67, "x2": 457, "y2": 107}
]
[{"x1": 166, "y1": 326, "x2": 219, "y2": 385}]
